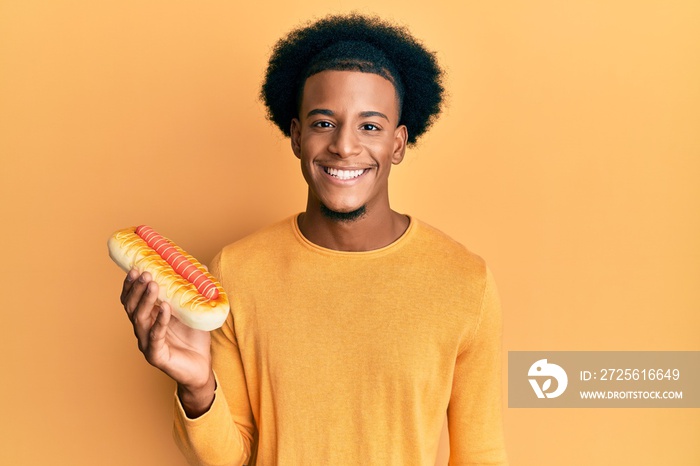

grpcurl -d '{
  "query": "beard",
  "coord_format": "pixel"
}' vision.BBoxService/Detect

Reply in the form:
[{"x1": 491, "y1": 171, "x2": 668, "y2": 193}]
[{"x1": 320, "y1": 203, "x2": 367, "y2": 222}]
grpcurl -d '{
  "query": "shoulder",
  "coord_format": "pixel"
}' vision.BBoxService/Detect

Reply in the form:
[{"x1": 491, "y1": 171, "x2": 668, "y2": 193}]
[
  {"x1": 405, "y1": 218, "x2": 499, "y2": 347},
  {"x1": 209, "y1": 216, "x2": 296, "y2": 280},
  {"x1": 409, "y1": 218, "x2": 487, "y2": 278},
  {"x1": 220, "y1": 216, "x2": 294, "y2": 256}
]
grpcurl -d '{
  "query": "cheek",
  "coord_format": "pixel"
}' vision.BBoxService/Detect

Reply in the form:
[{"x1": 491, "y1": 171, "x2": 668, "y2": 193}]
[
  {"x1": 299, "y1": 158, "x2": 318, "y2": 187},
  {"x1": 366, "y1": 134, "x2": 396, "y2": 154}
]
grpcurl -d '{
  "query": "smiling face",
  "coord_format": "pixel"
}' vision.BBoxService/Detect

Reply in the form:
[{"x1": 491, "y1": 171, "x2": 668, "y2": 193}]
[{"x1": 290, "y1": 70, "x2": 407, "y2": 220}]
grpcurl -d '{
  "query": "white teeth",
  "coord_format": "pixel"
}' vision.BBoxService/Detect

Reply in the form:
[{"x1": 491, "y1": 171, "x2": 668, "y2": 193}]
[{"x1": 325, "y1": 167, "x2": 366, "y2": 180}]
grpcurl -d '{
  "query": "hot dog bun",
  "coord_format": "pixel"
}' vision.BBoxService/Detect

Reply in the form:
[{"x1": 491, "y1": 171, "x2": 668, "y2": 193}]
[{"x1": 108, "y1": 226, "x2": 230, "y2": 331}]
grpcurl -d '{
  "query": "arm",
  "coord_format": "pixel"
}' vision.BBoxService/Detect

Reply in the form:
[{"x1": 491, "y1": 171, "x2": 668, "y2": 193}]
[
  {"x1": 172, "y1": 252, "x2": 256, "y2": 466},
  {"x1": 447, "y1": 267, "x2": 508, "y2": 465}
]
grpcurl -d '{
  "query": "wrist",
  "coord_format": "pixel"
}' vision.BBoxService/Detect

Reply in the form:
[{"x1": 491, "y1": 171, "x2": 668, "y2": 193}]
[{"x1": 177, "y1": 371, "x2": 216, "y2": 418}]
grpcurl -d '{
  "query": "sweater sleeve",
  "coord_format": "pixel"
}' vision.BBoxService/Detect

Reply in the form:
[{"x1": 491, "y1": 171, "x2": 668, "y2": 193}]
[
  {"x1": 172, "y1": 252, "x2": 256, "y2": 466},
  {"x1": 447, "y1": 266, "x2": 508, "y2": 465}
]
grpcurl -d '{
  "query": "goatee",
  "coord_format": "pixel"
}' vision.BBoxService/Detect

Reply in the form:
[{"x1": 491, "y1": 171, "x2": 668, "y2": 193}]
[{"x1": 320, "y1": 204, "x2": 366, "y2": 222}]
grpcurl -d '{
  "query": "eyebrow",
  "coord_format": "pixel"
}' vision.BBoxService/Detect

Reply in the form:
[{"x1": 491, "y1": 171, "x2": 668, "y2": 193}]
[{"x1": 306, "y1": 109, "x2": 390, "y2": 121}]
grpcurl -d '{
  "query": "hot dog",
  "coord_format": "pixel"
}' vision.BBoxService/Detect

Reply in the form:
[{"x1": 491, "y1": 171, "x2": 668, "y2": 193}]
[{"x1": 108, "y1": 225, "x2": 229, "y2": 331}]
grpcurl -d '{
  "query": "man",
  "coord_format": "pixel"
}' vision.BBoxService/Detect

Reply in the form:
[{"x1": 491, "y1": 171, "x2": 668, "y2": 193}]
[{"x1": 120, "y1": 14, "x2": 507, "y2": 465}]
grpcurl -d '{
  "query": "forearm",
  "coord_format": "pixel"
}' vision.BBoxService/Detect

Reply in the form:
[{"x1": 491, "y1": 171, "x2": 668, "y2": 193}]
[
  {"x1": 173, "y1": 371, "x2": 252, "y2": 466},
  {"x1": 171, "y1": 253, "x2": 256, "y2": 465}
]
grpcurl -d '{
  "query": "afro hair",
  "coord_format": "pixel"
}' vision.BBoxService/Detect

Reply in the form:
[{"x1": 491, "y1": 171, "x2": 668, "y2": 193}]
[{"x1": 260, "y1": 14, "x2": 445, "y2": 146}]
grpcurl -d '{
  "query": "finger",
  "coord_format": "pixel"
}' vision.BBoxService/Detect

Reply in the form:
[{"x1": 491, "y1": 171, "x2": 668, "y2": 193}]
[
  {"x1": 123, "y1": 271, "x2": 152, "y2": 317},
  {"x1": 133, "y1": 280, "x2": 160, "y2": 349},
  {"x1": 119, "y1": 269, "x2": 139, "y2": 306},
  {"x1": 145, "y1": 301, "x2": 171, "y2": 366}
]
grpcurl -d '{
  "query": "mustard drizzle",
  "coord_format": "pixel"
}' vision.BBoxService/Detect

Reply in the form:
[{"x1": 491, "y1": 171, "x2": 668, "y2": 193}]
[{"x1": 114, "y1": 227, "x2": 226, "y2": 313}]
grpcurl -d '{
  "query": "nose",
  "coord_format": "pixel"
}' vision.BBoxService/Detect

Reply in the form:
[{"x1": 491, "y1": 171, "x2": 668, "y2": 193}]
[{"x1": 328, "y1": 124, "x2": 361, "y2": 158}]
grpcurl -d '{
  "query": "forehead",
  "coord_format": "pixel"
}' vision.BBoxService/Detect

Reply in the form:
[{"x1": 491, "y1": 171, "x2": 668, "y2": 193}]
[{"x1": 300, "y1": 70, "x2": 400, "y2": 121}]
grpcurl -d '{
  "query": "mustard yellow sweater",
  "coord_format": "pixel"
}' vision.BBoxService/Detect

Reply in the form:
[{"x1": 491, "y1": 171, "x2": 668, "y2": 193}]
[{"x1": 173, "y1": 215, "x2": 507, "y2": 465}]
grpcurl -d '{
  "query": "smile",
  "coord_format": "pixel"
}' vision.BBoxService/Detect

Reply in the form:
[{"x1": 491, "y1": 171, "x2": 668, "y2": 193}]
[{"x1": 323, "y1": 167, "x2": 368, "y2": 180}]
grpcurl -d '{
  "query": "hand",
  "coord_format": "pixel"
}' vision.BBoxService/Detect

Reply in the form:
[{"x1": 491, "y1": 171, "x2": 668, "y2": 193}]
[{"x1": 120, "y1": 269, "x2": 215, "y2": 408}]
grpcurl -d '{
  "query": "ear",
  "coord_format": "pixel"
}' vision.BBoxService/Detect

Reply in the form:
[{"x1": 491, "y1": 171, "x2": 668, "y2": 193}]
[
  {"x1": 391, "y1": 125, "x2": 408, "y2": 165},
  {"x1": 290, "y1": 118, "x2": 302, "y2": 159}
]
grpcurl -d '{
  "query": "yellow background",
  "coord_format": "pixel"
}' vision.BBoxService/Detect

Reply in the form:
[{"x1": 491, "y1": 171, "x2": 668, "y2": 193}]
[{"x1": 1, "y1": 1, "x2": 698, "y2": 465}]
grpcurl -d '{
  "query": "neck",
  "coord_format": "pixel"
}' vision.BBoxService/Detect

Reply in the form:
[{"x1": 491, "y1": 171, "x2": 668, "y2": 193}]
[{"x1": 298, "y1": 198, "x2": 409, "y2": 252}]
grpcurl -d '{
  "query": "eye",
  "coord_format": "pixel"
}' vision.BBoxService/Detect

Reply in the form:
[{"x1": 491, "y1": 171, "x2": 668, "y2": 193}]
[
  {"x1": 312, "y1": 121, "x2": 334, "y2": 128},
  {"x1": 361, "y1": 123, "x2": 380, "y2": 131}
]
